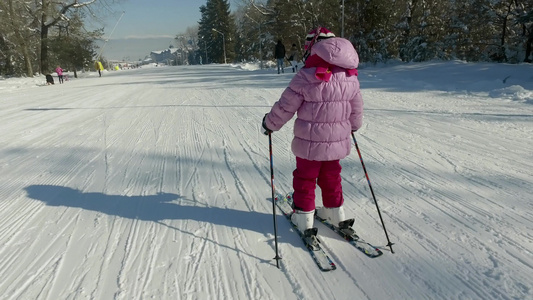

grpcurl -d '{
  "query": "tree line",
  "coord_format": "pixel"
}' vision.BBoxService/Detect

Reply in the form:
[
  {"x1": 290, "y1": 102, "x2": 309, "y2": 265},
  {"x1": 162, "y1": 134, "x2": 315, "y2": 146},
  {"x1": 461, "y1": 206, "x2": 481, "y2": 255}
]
[
  {"x1": 1, "y1": 0, "x2": 532, "y2": 77},
  {"x1": 0, "y1": 0, "x2": 109, "y2": 78},
  {"x1": 199, "y1": 0, "x2": 533, "y2": 65}
]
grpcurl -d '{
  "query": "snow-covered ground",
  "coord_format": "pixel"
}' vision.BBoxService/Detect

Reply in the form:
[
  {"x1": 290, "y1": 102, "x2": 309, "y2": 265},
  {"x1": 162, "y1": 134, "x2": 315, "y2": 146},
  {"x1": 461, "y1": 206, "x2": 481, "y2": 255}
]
[{"x1": 0, "y1": 61, "x2": 532, "y2": 300}]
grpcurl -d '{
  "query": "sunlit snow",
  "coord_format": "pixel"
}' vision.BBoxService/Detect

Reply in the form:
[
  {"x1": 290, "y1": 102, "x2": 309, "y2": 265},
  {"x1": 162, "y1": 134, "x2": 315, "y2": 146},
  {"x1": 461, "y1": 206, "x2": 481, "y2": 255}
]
[{"x1": 1, "y1": 61, "x2": 532, "y2": 300}]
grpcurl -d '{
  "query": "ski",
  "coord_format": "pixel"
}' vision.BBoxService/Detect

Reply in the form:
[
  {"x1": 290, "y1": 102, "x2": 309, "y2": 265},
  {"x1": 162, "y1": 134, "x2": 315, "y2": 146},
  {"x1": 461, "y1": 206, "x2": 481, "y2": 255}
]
[
  {"x1": 274, "y1": 191, "x2": 336, "y2": 272},
  {"x1": 315, "y1": 214, "x2": 383, "y2": 258},
  {"x1": 284, "y1": 193, "x2": 383, "y2": 258}
]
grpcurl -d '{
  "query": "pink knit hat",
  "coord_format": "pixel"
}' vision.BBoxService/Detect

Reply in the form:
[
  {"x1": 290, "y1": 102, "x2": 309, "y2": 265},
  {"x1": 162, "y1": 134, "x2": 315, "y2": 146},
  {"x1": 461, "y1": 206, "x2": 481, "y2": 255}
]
[
  {"x1": 303, "y1": 27, "x2": 336, "y2": 60},
  {"x1": 304, "y1": 27, "x2": 335, "y2": 50}
]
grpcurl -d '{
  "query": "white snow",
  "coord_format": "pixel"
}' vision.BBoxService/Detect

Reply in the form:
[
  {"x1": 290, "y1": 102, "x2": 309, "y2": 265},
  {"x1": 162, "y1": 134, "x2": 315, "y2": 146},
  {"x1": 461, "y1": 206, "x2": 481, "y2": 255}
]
[{"x1": 0, "y1": 61, "x2": 532, "y2": 300}]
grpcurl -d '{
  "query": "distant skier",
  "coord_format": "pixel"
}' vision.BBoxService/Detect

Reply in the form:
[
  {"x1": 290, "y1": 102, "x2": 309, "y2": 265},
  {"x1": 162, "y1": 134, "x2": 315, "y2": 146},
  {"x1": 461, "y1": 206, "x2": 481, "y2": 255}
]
[
  {"x1": 274, "y1": 40, "x2": 286, "y2": 74},
  {"x1": 287, "y1": 43, "x2": 300, "y2": 73},
  {"x1": 55, "y1": 65, "x2": 64, "y2": 84},
  {"x1": 262, "y1": 27, "x2": 363, "y2": 237},
  {"x1": 95, "y1": 61, "x2": 104, "y2": 77}
]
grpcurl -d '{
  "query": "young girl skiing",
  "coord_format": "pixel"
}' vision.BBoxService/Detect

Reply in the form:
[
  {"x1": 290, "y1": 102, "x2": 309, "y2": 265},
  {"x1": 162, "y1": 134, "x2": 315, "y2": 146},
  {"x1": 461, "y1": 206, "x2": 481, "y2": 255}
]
[
  {"x1": 55, "y1": 65, "x2": 64, "y2": 84},
  {"x1": 288, "y1": 43, "x2": 300, "y2": 73},
  {"x1": 262, "y1": 27, "x2": 364, "y2": 237}
]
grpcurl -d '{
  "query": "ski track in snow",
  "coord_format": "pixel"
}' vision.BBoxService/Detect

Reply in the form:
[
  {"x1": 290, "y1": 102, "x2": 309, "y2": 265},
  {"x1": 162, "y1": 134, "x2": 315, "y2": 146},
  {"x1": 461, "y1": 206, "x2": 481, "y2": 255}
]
[{"x1": 0, "y1": 64, "x2": 532, "y2": 300}]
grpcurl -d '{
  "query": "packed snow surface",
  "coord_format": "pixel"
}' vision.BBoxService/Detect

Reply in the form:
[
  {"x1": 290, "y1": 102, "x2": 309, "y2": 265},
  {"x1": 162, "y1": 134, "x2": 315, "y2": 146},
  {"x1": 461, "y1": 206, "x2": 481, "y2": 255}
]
[{"x1": 0, "y1": 61, "x2": 532, "y2": 300}]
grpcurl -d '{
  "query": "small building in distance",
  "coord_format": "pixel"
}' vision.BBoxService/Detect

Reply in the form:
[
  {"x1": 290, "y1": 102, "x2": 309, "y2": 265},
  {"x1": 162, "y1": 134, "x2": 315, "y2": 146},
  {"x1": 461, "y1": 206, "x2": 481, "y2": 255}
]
[{"x1": 150, "y1": 45, "x2": 180, "y2": 65}]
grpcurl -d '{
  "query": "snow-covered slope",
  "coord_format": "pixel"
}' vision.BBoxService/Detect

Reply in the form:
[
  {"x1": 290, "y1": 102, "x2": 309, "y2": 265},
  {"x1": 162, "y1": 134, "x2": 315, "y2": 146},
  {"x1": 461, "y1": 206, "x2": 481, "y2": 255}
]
[{"x1": 0, "y1": 61, "x2": 532, "y2": 299}]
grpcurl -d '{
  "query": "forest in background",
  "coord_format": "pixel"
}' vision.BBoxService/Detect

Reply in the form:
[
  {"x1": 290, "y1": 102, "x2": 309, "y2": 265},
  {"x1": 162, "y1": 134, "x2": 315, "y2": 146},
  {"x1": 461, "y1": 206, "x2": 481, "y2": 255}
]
[
  {"x1": 203, "y1": 0, "x2": 533, "y2": 65},
  {"x1": 1, "y1": 0, "x2": 532, "y2": 77}
]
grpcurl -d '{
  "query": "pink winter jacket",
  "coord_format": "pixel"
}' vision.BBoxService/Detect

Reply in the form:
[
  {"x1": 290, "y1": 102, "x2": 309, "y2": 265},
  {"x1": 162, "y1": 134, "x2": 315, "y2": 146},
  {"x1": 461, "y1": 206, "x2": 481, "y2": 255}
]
[{"x1": 264, "y1": 37, "x2": 363, "y2": 161}]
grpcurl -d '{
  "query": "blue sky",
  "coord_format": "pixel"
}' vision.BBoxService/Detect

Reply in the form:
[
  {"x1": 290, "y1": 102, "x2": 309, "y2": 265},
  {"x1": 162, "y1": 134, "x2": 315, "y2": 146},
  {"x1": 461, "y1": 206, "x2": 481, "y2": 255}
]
[
  {"x1": 101, "y1": 0, "x2": 204, "y2": 39},
  {"x1": 94, "y1": 0, "x2": 237, "y2": 60}
]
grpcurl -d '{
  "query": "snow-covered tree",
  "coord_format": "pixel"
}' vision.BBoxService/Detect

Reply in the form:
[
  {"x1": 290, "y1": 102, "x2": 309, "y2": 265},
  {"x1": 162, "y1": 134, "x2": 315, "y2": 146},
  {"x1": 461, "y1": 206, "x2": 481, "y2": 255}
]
[{"x1": 198, "y1": 0, "x2": 235, "y2": 63}]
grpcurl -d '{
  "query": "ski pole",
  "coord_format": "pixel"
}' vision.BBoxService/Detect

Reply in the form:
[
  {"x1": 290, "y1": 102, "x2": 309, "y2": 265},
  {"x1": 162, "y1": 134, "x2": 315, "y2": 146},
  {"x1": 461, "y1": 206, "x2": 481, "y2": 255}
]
[
  {"x1": 268, "y1": 132, "x2": 282, "y2": 267},
  {"x1": 352, "y1": 132, "x2": 395, "y2": 253}
]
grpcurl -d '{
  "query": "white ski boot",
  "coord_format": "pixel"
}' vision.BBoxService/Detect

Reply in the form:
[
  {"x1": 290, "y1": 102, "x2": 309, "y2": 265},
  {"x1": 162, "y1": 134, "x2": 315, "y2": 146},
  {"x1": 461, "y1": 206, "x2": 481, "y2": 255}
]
[
  {"x1": 316, "y1": 206, "x2": 357, "y2": 236},
  {"x1": 291, "y1": 209, "x2": 315, "y2": 233},
  {"x1": 316, "y1": 206, "x2": 347, "y2": 227},
  {"x1": 291, "y1": 209, "x2": 320, "y2": 250}
]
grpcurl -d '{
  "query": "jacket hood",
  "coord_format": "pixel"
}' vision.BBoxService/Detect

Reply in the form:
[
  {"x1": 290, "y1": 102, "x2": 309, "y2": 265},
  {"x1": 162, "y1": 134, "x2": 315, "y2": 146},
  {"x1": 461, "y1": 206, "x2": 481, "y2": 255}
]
[{"x1": 310, "y1": 38, "x2": 359, "y2": 69}]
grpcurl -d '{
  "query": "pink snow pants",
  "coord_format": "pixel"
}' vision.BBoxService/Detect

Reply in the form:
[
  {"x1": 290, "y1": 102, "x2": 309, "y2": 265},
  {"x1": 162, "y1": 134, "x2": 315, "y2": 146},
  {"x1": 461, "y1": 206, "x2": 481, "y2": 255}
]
[{"x1": 292, "y1": 157, "x2": 344, "y2": 212}]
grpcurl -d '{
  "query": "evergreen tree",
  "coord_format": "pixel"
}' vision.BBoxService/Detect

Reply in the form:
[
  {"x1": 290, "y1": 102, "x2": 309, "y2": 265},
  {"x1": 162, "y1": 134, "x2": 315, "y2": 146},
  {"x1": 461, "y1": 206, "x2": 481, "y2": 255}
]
[
  {"x1": 345, "y1": 0, "x2": 396, "y2": 63},
  {"x1": 198, "y1": 0, "x2": 235, "y2": 63}
]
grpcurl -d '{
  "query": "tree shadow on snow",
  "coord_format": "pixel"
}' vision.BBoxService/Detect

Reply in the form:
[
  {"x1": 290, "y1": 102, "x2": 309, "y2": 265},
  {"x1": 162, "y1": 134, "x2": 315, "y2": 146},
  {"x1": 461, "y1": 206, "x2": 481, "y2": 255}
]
[{"x1": 24, "y1": 184, "x2": 282, "y2": 265}]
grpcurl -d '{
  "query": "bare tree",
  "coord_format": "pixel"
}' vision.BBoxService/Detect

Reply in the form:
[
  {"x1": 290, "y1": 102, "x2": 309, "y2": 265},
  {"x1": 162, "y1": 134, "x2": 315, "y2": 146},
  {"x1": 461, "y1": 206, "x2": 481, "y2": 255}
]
[
  {"x1": 6, "y1": 0, "x2": 37, "y2": 76},
  {"x1": 39, "y1": 0, "x2": 99, "y2": 72}
]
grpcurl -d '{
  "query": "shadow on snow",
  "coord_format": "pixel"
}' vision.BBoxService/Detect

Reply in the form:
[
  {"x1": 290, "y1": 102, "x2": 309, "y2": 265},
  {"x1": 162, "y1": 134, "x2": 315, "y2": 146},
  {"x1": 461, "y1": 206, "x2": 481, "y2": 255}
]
[
  {"x1": 24, "y1": 185, "x2": 271, "y2": 230},
  {"x1": 23, "y1": 184, "x2": 300, "y2": 265}
]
